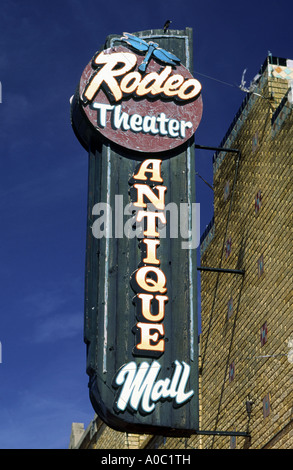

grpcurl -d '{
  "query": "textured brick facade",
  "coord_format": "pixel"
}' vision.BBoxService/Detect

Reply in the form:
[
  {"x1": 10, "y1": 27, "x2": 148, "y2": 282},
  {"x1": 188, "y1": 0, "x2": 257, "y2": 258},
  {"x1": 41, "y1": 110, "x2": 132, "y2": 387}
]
[
  {"x1": 198, "y1": 56, "x2": 293, "y2": 449},
  {"x1": 70, "y1": 56, "x2": 292, "y2": 450}
]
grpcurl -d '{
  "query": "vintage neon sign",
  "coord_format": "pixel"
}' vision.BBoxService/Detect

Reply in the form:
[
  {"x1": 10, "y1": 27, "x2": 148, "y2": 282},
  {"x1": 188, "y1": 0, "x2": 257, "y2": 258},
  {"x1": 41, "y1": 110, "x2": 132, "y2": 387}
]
[
  {"x1": 71, "y1": 30, "x2": 200, "y2": 434},
  {"x1": 76, "y1": 33, "x2": 202, "y2": 153}
]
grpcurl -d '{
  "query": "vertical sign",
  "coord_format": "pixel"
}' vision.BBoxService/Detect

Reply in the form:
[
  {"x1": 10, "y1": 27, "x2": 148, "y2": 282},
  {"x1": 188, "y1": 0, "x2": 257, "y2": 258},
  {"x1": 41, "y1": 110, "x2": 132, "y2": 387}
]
[{"x1": 71, "y1": 28, "x2": 202, "y2": 435}]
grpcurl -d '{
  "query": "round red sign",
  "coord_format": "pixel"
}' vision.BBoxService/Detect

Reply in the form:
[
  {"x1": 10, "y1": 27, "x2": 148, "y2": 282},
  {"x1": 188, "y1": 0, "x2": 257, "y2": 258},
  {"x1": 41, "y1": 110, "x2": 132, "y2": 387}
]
[{"x1": 76, "y1": 40, "x2": 203, "y2": 154}]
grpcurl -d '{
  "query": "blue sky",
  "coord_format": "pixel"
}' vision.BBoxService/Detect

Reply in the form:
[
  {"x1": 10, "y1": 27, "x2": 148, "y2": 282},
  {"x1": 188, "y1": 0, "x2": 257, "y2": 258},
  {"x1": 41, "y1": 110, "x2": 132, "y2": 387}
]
[{"x1": 0, "y1": 0, "x2": 292, "y2": 449}]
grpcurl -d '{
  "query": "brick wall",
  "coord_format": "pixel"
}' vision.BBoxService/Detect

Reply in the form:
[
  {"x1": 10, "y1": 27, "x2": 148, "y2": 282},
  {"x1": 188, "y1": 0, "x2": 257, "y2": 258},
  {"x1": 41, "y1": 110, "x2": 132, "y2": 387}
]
[{"x1": 199, "y1": 67, "x2": 293, "y2": 449}]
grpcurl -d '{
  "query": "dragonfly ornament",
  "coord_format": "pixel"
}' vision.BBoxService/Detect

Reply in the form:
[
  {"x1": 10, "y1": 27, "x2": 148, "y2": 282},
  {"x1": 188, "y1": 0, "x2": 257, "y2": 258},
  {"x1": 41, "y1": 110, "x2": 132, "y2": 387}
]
[{"x1": 121, "y1": 32, "x2": 181, "y2": 73}]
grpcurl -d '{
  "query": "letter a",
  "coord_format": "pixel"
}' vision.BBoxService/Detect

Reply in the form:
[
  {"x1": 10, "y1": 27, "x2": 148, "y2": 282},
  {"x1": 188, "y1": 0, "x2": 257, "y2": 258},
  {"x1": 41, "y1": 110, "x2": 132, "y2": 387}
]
[{"x1": 133, "y1": 159, "x2": 163, "y2": 183}]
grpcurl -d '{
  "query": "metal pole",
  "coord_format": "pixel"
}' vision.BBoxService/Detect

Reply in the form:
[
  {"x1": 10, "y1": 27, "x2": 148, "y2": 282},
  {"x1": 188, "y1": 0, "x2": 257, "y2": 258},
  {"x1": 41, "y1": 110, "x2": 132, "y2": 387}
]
[
  {"x1": 194, "y1": 144, "x2": 240, "y2": 154},
  {"x1": 197, "y1": 266, "x2": 245, "y2": 275},
  {"x1": 196, "y1": 429, "x2": 250, "y2": 437}
]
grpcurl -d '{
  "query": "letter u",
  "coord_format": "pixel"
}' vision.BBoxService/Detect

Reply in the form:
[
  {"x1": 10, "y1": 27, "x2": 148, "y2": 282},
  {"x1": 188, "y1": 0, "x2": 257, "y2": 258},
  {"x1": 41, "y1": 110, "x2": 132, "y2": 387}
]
[{"x1": 136, "y1": 293, "x2": 168, "y2": 322}]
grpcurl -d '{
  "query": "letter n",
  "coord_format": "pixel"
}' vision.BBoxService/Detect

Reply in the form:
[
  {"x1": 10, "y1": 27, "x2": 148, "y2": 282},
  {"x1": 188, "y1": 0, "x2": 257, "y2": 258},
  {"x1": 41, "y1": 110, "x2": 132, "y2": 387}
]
[{"x1": 131, "y1": 184, "x2": 166, "y2": 210}]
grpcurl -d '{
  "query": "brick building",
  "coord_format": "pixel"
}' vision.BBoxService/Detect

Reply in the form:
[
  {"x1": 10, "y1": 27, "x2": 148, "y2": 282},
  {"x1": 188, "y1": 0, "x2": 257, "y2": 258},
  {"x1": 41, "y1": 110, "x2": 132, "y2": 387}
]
[{"x1": 69, "y1": 55, "x2": 292, "y2": 450}]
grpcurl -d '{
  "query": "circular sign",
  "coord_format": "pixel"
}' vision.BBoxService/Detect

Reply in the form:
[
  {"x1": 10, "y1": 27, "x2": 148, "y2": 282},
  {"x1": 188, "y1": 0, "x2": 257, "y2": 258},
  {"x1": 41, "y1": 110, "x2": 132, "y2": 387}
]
[{"x1": 76, "y1": 43, "x2": 203, "y2": 154}]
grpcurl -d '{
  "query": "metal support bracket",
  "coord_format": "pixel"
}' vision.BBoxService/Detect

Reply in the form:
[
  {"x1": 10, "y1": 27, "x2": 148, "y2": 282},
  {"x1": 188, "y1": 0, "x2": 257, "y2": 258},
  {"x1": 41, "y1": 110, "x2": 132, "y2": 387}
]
[
  {"x1": 196, "y1": 429, "x2": 250, "y2": 437},
  {"x1": 194, "y1": 143, "x2": 240, "y2": 154},
  {"x1": 198, "y1": 266, "x2": 245, "y2": 275}
]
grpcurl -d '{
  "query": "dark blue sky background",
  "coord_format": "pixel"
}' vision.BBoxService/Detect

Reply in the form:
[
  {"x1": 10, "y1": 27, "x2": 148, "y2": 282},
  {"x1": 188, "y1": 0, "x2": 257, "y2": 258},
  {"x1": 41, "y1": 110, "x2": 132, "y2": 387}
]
[{"x1": 0, "y1": 0, "x2": 292, "y2": 449}]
